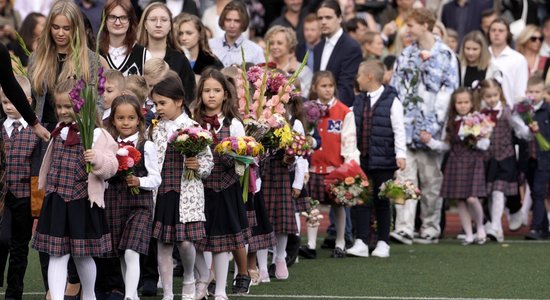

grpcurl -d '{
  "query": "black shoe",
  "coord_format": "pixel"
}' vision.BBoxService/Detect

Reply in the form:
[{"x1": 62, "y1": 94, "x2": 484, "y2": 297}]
[
  {"x1": 298, "y1": 245, "x2": 317, "y2": 259},
  {"x1": 140, "y1": 280, "x2": 157, "y2": 297},
  {"x1": 321, "y1": 236, "x2": 336, "y2": 249},
  {"x1": 208, "y1": 280, "x2": 216, "y2": 296},
  {"x1": 330, "y1": 247, "x2": 346, "y2": 258},
  {"x1": 525, "y1": 229, "x2": 549, "y2": 240},
  {"x1": 285, "y1": 234, "x2": 301, "y2": 267},
  {"x1": 173, "y1": 264, "x2": 183, "y2": 277},
  {"x1": 232, "y1": 274, "x2": 251, "y2": 295}
]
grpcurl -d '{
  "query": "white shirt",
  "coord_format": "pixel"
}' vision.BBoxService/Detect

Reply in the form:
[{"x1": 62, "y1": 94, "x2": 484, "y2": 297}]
[
  {"x1": 320, "y1": 28, "x2": 343, "y2": 71},
  {"x1": 3, "y1": 117, "x2": 28, "y2": 138},
  {"x1": 489, "y1": 46, "x2": 529, "y2": 107},
  {"x1": 166, "y1": 0, "x2": 184, "y2": 17},
  {"x1": 102, "y1": 108, "x2": 111, "y2": 120},
  {"x1": 367, "y1": 85, "x2": 407, "y2": 159},
  {"x1": 291, "y1": 119, "x2": 308, "y2": 190},
  {"x1": 117, "y1": 132, "x2": 162, "y2": 191}
]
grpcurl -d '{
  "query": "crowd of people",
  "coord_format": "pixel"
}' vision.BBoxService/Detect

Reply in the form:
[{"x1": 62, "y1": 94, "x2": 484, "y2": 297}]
[{"x1": 0, "y1": 0, "x2": 550, "y2": 300}]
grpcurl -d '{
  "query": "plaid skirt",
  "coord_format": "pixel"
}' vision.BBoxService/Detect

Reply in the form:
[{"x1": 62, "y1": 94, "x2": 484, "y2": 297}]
[
  {"x1": 152, "y1": 191, "x2": 205, "y2": 243},
  {"x1": 32, "y1": 192, "x2": 112, "y2": 257},
  {"x1": 485, "y1": 156, "x2": 518, "y2": 196},
  {"x1": 260, "y1": 157, "x2": 298, "y2": 235},
  {"x1": 308, "y1": 173, "x2": 330, "y2": 204},
  {"x1": 248, "y1": 191, "x2": 277, "y2": 252},
  {"x1": 103, "y1": 181, "x2": 154, "y2": 257},
  {"x1": 195, "y1": 182, "x2": 249, "y2": 252},
  {"x1": 441, "y1": 153, "x2": 487, "y2": 199}
]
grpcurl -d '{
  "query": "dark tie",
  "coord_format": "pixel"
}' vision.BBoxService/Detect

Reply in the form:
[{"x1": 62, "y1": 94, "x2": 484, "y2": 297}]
[
  {"x1": 481, "y1": 108, "x2": 499, "y2": 123},
  {"x1": 51, "y1": 123, "x2": 80, "y2": 146},
  {"x1": 202, "y1": 115, "x2": 220, "y2": 143},
  {"x1": 10, "y1": 121, "x2": 21, "y2": 140},
  {"x1": 119, "y1": 140, "x2": 135, "y2": 147},
  {"x1": 307, "y1": 48, "x2": 314, "y2": 70}
]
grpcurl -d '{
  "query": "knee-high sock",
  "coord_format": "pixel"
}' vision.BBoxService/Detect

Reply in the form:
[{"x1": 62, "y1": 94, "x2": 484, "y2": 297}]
[
  {"x1": 467, "y1": 197, "x2": 485, "y2": 238},
  {"x1": 295, "y1": 212, "x2": 301, "y2": 235},
  {"x1": 123, "y1": 250, "x2": 140, "y2": 300},
  {"x1": 256, "y1": 249, "x2": 268, "y2": 273},
  {"x1": 157, "y1": 242, "x2": 174, "y2": 299},
  {"x1": 213, "y1": 252, "x2": 230, "y2": 297},
  {"x1": 194, "y1": 250, "x2": 210, "y2": 283},
  {"x1": 275, "y1": 234, "x2": 287, "y2": 262},
  {"x1": 73, "y1": 256, "x2": 96, "y2": 300},
  {"x1": 48, "y1": 254, "x2": 70, "y2": 300},
  {"x1": 457, "y1": 201, "x2": 473, "y2": 241},
  {"x1": 176, "y1": 241, "x2": 196, "y2": 295},
  {"x1": 307, "y1": 225, "x2": 318, "y2": 250},
  {"x1": 204, "y1": 251, "x2": 212, "y2": 270},
  {"x1": 334, "y1": 206, "x2": 346, "y2": 249},
  {"x1": 491, "y1": 191, "x2": 505, "y2": 233}
]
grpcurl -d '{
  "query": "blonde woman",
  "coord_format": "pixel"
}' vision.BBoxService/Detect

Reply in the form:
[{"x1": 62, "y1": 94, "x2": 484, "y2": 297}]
[
  {"x1": 458, "y1": 30, "x2": 500, "y2": 88},
  {"x1": 28, "y1": 0, "x2": 103, "y2": 129},
  {"x1": 265, "y1": 25, "x2": 312, "y2": 98},
  {"x1": 137, "y1": 2, "x2": 196, "y2": 104},
  {"x1": 516, "y1": 25, "x2": 548, "y2": 76},
  {"x1": 362, "y1": 31, "x2": 385, "y2": 60}
]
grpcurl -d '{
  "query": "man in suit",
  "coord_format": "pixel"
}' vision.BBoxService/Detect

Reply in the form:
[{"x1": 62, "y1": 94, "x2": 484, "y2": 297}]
[
  {"x1": 296, "y1": 13, "x2": 321, "y2": 71},
  {"x1": 314, "y1": 0, "x2": 362, "y2": 107}
]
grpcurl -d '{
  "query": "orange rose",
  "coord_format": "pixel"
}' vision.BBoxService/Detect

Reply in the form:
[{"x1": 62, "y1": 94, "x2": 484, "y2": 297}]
[{"x1": 344, "y1": 177, "x2": 355, "y2": 185}]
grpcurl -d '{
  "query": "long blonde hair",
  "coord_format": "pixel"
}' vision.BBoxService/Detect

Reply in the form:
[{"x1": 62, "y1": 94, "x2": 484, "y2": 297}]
[
  {"x1": 515, "y1": 24, "x2": 542, "y2": 55},
  {"x1": 30, "y1": 0, "x2": 92, "y2": 96},
  {"x1": 136, "y1": 2, "x2": 178, "y2": 50},
  {"x1": 459, "y1": 31, "x2": 490, "y2": 70}
]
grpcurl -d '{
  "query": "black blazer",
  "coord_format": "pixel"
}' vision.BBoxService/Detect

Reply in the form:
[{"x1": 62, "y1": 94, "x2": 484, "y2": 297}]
[
  {"x1": 313, "y1": 32, "x2": 362, "y2": 107},
  {"x1": 164, "y1": 47, "x2": 197, "y2": 104},
  {"x1": 193, "y1": 49, "x2": 224, "y2": 75},
  {"x1": 153, "y1": 0, "x2": 199, "y2": 16}
]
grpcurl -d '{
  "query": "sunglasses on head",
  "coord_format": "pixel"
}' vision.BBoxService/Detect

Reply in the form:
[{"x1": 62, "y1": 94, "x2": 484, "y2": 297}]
[{"x1": 530, "y1": 36, "x2": 544, "y2": 42}]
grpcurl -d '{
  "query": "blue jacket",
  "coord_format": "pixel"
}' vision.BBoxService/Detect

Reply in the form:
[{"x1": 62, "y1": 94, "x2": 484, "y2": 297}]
[{"x1": 354, "y1": 86, "x2": 398, "y2": 171}]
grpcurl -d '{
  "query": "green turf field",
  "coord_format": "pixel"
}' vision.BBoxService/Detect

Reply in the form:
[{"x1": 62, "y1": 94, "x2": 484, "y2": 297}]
[{"x1": 2, "y1": 238, "x2": 550, "y2": 299}]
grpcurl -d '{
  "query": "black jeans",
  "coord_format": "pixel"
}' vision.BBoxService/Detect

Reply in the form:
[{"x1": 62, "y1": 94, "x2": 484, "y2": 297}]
[
  {"x1": 2, "y1": 193, "x2": 33, "y2": 300},
  {"x1": 352, "y1": 169, "x2": 395, "y2": 244}
]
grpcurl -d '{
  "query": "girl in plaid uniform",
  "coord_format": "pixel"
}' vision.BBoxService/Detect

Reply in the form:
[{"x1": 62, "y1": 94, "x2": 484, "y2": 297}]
[
  {"x1": 305, "y1": 71, "x2": 360, "y2": 259},
  {"x1": 104, "y1": 95, "x2": 161, "y2": 300},
  {"x1": 192, "y1": 69, "x2": 249, "y2": 300},
  {"x1": 420, "y1": 88, "x2": 489, "y2": 245},
  {"x1": 478, "y1": 79, "x2": 531, "y2": 242},
  {"x1": 149, "y1": 71, "x2": 214, "y2": 300},
  {"x1": 32, "y1": 79, "x2": 119, "y2": 300}
]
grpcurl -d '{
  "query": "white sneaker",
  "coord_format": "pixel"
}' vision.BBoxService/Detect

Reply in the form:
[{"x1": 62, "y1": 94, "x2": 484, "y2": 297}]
[
  {"x1": 371, "y1": 241, "x2": 390, "y2": 258},
  {"x1": 346, "y1": 239, "x2": 369, "y2": 257},
  {"x1": 486, "y1": 227, "x2": 504, "y2": 243},
  {"x1": 508, "y1": 211, "x2": 523, "y2": 231}
]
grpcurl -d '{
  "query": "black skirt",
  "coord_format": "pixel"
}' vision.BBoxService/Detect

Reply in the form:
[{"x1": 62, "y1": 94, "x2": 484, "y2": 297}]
[
  {"x1": 32, "y1": 192, "x2": 112, "y2": 257},
  {"x1": 485, "y1": 155, "x2": 518, "y2": 196}
]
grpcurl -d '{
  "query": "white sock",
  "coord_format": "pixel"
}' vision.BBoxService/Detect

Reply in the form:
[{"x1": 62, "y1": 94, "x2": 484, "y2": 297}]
[
  {"x1": 275, "y1": 234, "x2": 287, "y2": 262},
  {"x1": 522, "y1": 184, "x2": 533, "y2": 224},
  {"x1": 457, "y1": 201, "x2": 473, "y2": 241},
  {"x1": 123, "y1": 250, "x2": 140, "y2": 300},
  {"x1": 307, "y1": 225, "x2": 318, "y2": 249},
  {"x1": 48, "y1": 254, "x2": 70, "y2": 300},
  {"x1": 295, "y1": 212, "x2": 301, "y2": 235},
  {"x1": 157, "y1": 242, "x2": 174, "y2": 299},
  {"x1": 73, "y1": 256, "x2": 97, "y2": 300},
  {"x1": 491, "y1": 191, "x2": 505, "y2": 233},
  {"x1": 176, "y1": 241, "x2": 196, "y2": 295},
  {"x1": 213, "y1": 252, "x2": 230, "y2": 297},
  {"x1": 257, "y1": 249, "x2": 268, "y2": 273},
  {"x1": 194, "y1": 250, "x2": 210, "y2": 283},
  {"x1": 334, "y1": 206, "x2": 346, "y2": 249},
  {"x1": 467, "y1": 197, "x2": 485, "y2": 238}
]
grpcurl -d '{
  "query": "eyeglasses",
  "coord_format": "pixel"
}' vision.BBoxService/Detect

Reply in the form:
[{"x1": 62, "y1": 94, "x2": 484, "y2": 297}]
[
  {"x1": 147, "y1": 17, "x2": 170, "y2": 24},
  {"x1": 107, "y1": 15, "x2": 129, "y2": 24},
  {"x1": 529, "y1": 36, "x2": 544, "y2": 42}
]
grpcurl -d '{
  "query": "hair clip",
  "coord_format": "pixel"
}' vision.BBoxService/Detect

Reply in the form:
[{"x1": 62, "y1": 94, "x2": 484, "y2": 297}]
[{"x1": 470, "y1": 80, "x2": 480, "y2": 90}]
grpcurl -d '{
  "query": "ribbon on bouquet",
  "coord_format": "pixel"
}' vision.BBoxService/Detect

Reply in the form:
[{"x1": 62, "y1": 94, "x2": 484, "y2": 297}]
[{"x1": 231, "y1": 153, "x2": 256, "y2": 203}]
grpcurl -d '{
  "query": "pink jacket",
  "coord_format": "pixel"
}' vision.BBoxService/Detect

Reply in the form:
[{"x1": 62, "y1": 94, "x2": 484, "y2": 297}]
[{"x1": 38, "y1": 128, "x2": 118, "y2": 208}]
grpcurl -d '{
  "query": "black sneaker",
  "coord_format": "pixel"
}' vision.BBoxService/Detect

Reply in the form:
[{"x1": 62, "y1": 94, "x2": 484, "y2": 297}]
[
  {"x1": 320, "y1": 235, "x2": 336, "y2": 249},
  {"x1": 298, "y1": 245, "x2": 317, "y2": 259},
  {"x1": 525, "y1": 229, "x2": 549, "y2": 240},
  {"x1": 330, "y1": 247, "x2": 346, "y2": 258},
  {"x1": 232, "y1": 274, "x2": 252, "y2": 295},
  {"x1": 285, "y1": 234, "x2": 301, "y2": 267}
]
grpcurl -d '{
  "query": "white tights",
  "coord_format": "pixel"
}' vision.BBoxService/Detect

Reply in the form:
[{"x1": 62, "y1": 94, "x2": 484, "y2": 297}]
[{"x1": 48, "y1": 255, "x2": 96, "y2": 300}]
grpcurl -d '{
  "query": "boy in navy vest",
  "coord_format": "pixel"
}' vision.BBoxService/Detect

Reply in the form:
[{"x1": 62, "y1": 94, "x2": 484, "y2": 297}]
[
  {"x1": 0, "y1": 75, "x2": 40, "y2": 299},
  {"x1": 349, "y1": 60, "x2": 406, "y2": 258}
]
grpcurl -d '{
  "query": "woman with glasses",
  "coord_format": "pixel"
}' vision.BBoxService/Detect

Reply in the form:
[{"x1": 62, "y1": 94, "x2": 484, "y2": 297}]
[
  {"x1": 516, "y1": 25, "x2": 548, "y2": 76},
  {"x1": 99, "y1": 0, "x2": 148, "y2": 76},
  {"x1": 137, "y1": 2, "x2": 196, "y2": 104}
]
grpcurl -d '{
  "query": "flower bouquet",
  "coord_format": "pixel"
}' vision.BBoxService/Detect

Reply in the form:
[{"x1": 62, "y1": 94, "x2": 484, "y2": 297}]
[
  {"x1": 378, "y1": 179, "x2": 421, "y2": 205},
  {"x1": 283, "y1": 131, "x2": 312, "y2": 165},
  {"x1": 301, "y1": 199, "x2": 323, "y2": 227},
  {"x1": 303, "y1": 101, "x2": 328, "y2": 132},
  {"x1": 116, "y1": 144, "x2": 142, "y2": 195},
  {"x1": 513, "y1": 99, "x2": 550, "y2": 151},
  {"x1": 458, "y1": 112, "x2": 495, "y2": 148},
  {"x1": 215, "y1": 136, "x2": 265, "y2": 202},
  {"x1": 324, "y1": 161, "x2": 371, "y2": 207},
  {"x1": 169, "y1": 126, "x2": 213, "y2": 180}
]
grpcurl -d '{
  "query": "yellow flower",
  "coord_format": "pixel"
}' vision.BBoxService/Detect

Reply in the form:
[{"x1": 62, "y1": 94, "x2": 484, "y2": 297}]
[{"x1": 151, "y1": 119, "x2": 158, "y2": 127}]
